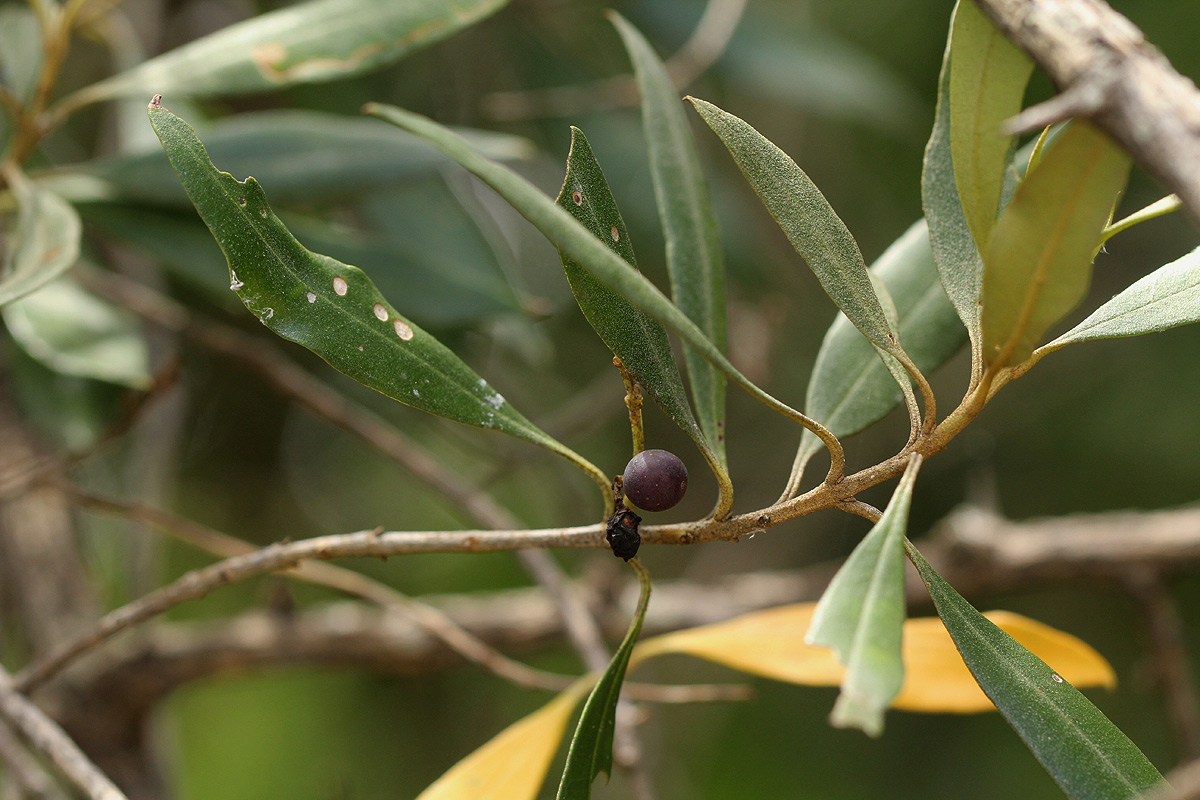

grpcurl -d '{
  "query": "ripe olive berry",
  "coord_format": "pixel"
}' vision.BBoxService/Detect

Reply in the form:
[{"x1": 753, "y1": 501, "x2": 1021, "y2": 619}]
[{"x1": 622, "y1": 449, "x2": 688, "y2": 512}]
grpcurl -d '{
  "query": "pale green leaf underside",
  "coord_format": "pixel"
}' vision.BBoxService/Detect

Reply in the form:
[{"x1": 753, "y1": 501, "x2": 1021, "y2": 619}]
[
  {"x1": 556, "y1": 128, "x2": 721, "y2": 472},
  {"x1": 80, "y1": 0, "x2": 508, "y2": 101},
  {"x1": 2, "y1": 276, "x2": 151, "y2": 388},
  {"x1": 922, "y1": 7, "x2": 984, "y2": 352},
  {"x1": 907, "y1": 542, "x2": 1166, "y2": 799},
  {"x1": 688, "y1": 97, "x2": 899, "y2": 356},
  {"x1": 364, "y1": 103, "x2": 824, "y2": 450},
  {"x1": 0, "y1": 166, "x2": 82, "y2": 307},
  {"x1": 948, "y1": 0, "x2": 1033, "y2": 252},
  {"x1": 981, "y1": 121, "x2": 1130, "y2": 366},
  {"x1": 612, "y1": 13, "x2": 728, "y2": 468},
  {"x1": 792, "y1": 221, "x2": 966, "y2": 487},
  {"x1": 1043, "y1": 245, "x2": 1200, "y2": 351},
  {"x1": 556, "y1": 563, "x2": 652, "y2": 799},
  {"x1": 148, "y1": 102, "x2": 606, "y2": 493},
  {"x1": 808, "y1": 456, "x2": 922, "y2": 736}
]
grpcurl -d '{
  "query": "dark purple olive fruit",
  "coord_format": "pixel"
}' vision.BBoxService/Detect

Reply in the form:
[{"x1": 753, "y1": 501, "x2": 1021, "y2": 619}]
[{"x1": 622, "y1": 449, "x2": 688, "y2": 512}]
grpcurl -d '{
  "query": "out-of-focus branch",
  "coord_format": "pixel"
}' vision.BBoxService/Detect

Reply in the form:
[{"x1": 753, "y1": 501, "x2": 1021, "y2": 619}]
[
  {"x1": 0, "y1": 668, "x2": 126, "y2": 800},
  {"x1": 1126, "y1": 571, "x2": 1200, "y2": 762},
  {"x1": 974, "y1": 0, "x2": 1200, "y2": 227},
  {"x1": 0, "y1": 720, "x2": 65, "y2": 800},
  {"x1": 482, "y1": 0, "x2": 748, "y2": 121},
  {"x1": 81, "y1": 268, "x2": 614, "y2": 681}
]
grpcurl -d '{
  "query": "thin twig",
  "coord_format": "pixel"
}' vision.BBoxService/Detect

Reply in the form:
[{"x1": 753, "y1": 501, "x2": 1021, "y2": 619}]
[
  {"x1": 81, "y1": 269, "x2": 618, "y2": 693},
  {"x1": 62, "y1": 488, "x2": 578, "y2": 693},
  {"x1": 1126, "y1": 571, "x2": 1200, "y2": 761},
  {"x1": 0, "y1": 668, "x2": 127, "y2": 800},
  {"x1": 0, "y1": 720, "x2": 64, "y2": 800}
]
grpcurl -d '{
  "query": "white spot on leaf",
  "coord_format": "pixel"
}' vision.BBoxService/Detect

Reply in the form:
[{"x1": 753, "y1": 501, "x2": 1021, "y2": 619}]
[
  {"x1": 229, "y1": 271, "x2": 244, "y2": 291},
  {"x1": 412, "y1": 389, "x2": 420, "y2": 397},
  {"x1": 485, "y1": 392, "x2": 505, "y2": 410},
  {"x1": 259, "y1": 208, "x2": 268, "y2": 218},
  {"x1": 393, "y1": 319, "x2": 414, "y2": 341},
  {"x1": 1051, "y1": 673, "x2": 1063, "y2": 684},
  {"x1": 373, "y1": 303, "x2": 388, "y2": 321},
  {"x1": 306, "y1": 292, "x2": 317, "y2": 303},
  {"x1": 333, "y1": 276, "x2": 348, "y2": 296},
  {"x1": 610, "y1": 224, "x2": 619, "y2": 242}
]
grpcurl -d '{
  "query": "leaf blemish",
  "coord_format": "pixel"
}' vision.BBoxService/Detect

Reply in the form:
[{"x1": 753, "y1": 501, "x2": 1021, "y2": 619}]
[
  {"x1": 229, "y1": 271, "x2": 244, "y2": 291},
  {"x1": 373, "y1": 303, "x2": 388, "y2": 321},
  {"x1": 571, "y1": 190, "x2": 583, "y2": 206},
  {"x1": 306, "y1": 292, "x2": 317, "y2": 303},
  {"x1": 393, "y1": 319, "x2": 414, "y2": 341},
  {"x1": 1051, "y1": 673, "x2": 1064, "y2": 684},
  {"x1": 332, "y1": 276, "x2": 348, "y2": 296},
  {"x1": 610, "y1": 224, "x2": 619, "y2": 242},
  {"x1": 236, "y1": 196, "x2": 247, "y2": 207},
  {"x1": 259, "y1": 208, "x2": 268, "y2": 218}
]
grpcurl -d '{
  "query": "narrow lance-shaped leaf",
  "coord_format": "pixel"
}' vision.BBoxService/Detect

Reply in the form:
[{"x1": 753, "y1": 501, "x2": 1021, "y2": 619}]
[
  {"x1": 0, "y1": 164, "x2": 82, "y2": 307},
  {"x1": 1040, "y1": 245, "x2": 1200, "y2": 353},
  {"x1": 981, "y1": 121, "x2": 1130, "y2": 367},
  {"x1": 556, "y1": 559, "x2": 652, "y2": 800},
  {"x1": 556, "y1": 128, "x2": 732, "y2": 515},
  {"x1": 416, "y1": 680, "x2": 591, "y2": 800},
  {"x1": 148, "y1": 99, "x2": 609, "y2": 497},
  {"x1": 69, "y1": 110, "x2": 534, "y2": 208},
  {"x1": 611, "y1": 13, "x2": 728, "y2": 470},
  {"x1": 75, "y1": 0, "x2": 508, "y2": 102},
  {"x1": 948, "y1": 0, "x2": 1034, "y2": 251},
  {"x1": 806, "y1": 454, "x2": 923, "y2": 736},
  {"x1": 787, "y1": 223, "x2": 966, "y2": 497},
  {"x1": 364, "y1": 104, "x2": 837, "y2": 461},
  {"x1": 906, "y1": 541, "x2": 1166, "y2": 799},
  {"x1": 921, "y1": 4, "x2": 984, "y2": 360},
  {"x1": 631, "y1": 603, "x2": 1116, "y2": 714},
  {"x1": 688, "y1": 97, "x2": 902, "y2": 358}
]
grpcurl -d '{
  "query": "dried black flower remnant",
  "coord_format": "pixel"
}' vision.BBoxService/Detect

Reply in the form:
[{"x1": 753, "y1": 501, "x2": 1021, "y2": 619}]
[{"x1": 606, "y1": 506, "x2": 642, "y2": 561}]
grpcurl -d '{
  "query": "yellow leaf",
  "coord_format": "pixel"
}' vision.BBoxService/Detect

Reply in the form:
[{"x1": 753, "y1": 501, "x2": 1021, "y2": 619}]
[
  {"x1": 633, "y1": 604, "x2": 1115, "y2": 714},
  {"x1": 892, "y1": 610, "x2": 1116, "y2": 713},
  {"x1": 416, "y1": 680, "x2": 590, "y2": 800}
]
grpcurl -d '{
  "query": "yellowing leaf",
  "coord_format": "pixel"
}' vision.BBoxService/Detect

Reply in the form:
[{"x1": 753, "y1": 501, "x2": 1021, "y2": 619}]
[
  {"x1": 632, "y1": 604, "x2": 1114, "y2": 714},
  {"x1": 417, "y1": 681, "x2": 589, "y2": 800},
  {"x1": 893, "y1": 610, "x2": 1116, "y2": 713}
]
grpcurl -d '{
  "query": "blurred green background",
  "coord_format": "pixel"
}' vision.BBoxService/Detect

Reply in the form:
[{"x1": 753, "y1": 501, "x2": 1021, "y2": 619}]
[{"x1": 11, "y1": 0, "x2": 1200, "y2": 796}]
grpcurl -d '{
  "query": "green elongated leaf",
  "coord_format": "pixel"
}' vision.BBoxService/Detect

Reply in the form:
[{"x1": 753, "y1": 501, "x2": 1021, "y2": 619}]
[
  {"x1": 906, "y1": 541, "x2": 1166, "y2": 799},
  {"x1": 364, "y1": 104, "x2": 832, "y2": 452},
  {"x1": 948, "y1": 0, "x2": 1033, "y2": 251},
  {"x1": 611, "y1": 13, "x2": 728, "y2": 470},
  {"x1": 980, "y1": 121, "x2": 1130, "y2": 367},
  {"x1": 0, "y1": 165, "x2": 82, "y2": 307},
  {"x1": 789, "y1": 222, "x2": 967, "y2": 493},
  {"x1": 59, "y1": 110, "x2": 532, "y2": 207},
  {"x1": 687, "y1": 97, "x2": 900, "y2": 356},
  {"x1": 556, "y1": 127, "x2": 732, "y2": 514},
  {"x1": 148, "y1": 100, "x2": 609, "y2": 496},
  {"x1": 921, "y1": 5, "x2": 984, "y2": 358},
  {"x1": 2, "y1": 276, "x2": 152, "y2": 389},
  {"x1": 1040, "y1": 245, "x2": 1200, "y2": 352},
  {"x1": 807, "y1": 455, "x2": 923, "y2": 736},
  {"x1": 76, "y1": 0, "x2": 508, "y2": 102},
  {"x1": 0, "y1": 4, "x2": 42, "y2": 103},
  {"x1": 556, "y1": 559, "x2": 652, "y2": 799}
]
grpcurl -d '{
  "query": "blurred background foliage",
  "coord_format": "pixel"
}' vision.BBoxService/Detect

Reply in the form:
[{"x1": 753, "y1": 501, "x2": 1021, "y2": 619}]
[{"x1": 5, "y1": 0, "x2": 1200, "y2": 797}]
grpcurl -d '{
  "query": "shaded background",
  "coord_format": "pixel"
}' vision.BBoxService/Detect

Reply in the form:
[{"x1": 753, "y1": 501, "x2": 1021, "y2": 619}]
[{"x1": 6, "y1": 0, "x2": 1200, "y2": 797}]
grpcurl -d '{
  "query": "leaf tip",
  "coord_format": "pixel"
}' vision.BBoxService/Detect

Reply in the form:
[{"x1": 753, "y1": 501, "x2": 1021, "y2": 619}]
[{"x1": 148, "y1": 94, "x2": 163, "y2": 111}]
